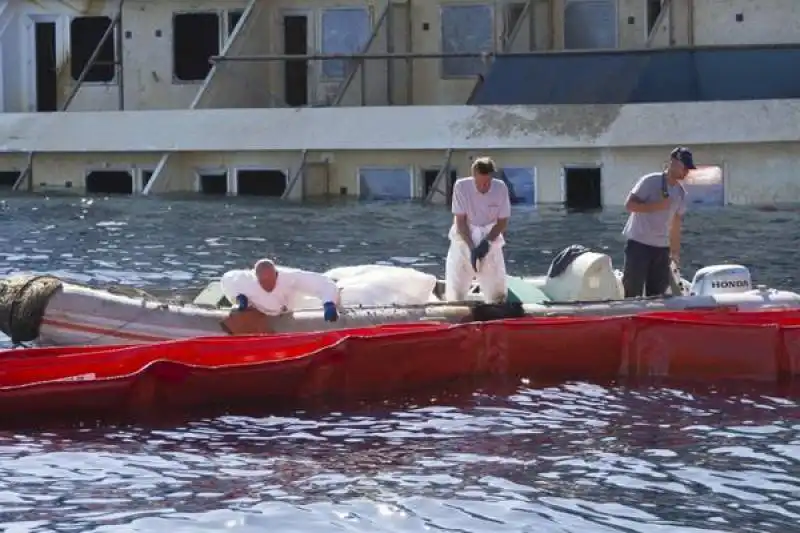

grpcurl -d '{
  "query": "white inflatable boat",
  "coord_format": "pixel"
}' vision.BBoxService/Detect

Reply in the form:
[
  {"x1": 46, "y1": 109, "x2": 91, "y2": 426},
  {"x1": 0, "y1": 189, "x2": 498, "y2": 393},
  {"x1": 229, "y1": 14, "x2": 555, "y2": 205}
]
[{"x1": 2, "y1": 247, "x2": 799, "y2": 347}]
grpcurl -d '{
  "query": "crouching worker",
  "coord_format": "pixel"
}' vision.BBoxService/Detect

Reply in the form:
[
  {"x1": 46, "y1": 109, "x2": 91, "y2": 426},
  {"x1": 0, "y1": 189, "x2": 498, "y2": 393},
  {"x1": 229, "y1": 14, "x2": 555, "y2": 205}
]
[
  {"x1": 220, "y1": 258, "x2": 340, "y2": 335},
  {"x1": 445, "y1": 157, "x2": 511, "y2": 303}
]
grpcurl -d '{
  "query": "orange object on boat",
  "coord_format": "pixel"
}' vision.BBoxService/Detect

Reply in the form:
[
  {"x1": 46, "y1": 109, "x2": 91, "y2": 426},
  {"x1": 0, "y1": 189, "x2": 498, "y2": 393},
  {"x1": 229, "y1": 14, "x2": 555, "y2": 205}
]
[{"x1": 0, "y1": 310, "x2": 798, "y2": 426}]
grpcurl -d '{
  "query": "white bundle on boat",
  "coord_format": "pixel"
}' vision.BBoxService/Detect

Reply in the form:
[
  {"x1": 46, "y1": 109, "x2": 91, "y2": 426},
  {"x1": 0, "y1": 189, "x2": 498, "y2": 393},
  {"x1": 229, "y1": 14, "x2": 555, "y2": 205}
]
[{"x1": 295, "y1": 265, "x2": 438, "y2": 309}]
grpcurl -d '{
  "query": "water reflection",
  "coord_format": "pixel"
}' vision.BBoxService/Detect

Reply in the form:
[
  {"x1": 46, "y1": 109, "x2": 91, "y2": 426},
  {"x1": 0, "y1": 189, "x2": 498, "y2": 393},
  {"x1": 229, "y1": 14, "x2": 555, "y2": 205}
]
[
  {"x1": 0, "y1": 384, "x2": 796, "y2": 532},
  {"x1": 0, "y1": 194, "x2": 799, "y2": 532}
]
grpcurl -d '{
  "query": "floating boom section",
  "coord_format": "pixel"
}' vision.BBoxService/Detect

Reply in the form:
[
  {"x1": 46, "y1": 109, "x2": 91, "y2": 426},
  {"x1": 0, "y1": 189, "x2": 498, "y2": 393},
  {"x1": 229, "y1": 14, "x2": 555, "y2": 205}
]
[
  {"x1": 144, "y1": 0, "x2": 271, "y2": 195},
  {"x1": 1, "y1": 310, "x2": 799, "y2": 426}
]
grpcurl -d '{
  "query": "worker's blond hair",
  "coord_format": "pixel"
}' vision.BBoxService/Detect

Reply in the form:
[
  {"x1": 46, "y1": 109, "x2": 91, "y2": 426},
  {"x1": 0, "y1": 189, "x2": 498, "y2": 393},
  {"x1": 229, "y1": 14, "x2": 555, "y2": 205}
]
[{"x1": 471, "y1": 157, "x2": 496, "y2": 175}]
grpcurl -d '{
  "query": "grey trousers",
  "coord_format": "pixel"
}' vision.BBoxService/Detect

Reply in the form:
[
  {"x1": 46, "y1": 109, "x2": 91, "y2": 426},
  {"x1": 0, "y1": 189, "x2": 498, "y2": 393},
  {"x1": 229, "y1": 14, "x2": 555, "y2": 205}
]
[{"x1": 622, "y1": 239, "x2": 671, "y2": 298}]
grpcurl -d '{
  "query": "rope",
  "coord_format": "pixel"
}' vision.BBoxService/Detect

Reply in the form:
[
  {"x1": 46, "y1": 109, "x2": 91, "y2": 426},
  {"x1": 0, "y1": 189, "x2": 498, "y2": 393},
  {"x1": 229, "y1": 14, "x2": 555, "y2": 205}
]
[{"x1": 0, "y1": 275, "x2": 64, "y2": 345}]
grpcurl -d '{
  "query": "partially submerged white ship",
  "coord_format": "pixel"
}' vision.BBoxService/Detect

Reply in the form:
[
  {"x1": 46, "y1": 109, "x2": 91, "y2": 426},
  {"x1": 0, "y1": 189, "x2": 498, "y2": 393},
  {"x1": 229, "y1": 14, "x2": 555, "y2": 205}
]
[{"x1": 2, "y1": 246, "x2": 799, "y2": 348}]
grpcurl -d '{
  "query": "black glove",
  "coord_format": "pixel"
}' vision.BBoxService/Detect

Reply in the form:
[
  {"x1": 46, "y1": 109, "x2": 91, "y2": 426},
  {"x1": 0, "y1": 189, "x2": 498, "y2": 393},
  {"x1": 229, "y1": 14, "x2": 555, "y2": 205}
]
[
  {"x1": 470, "y1": 239, "x2": 490, "y2": 271},
  {"x1": 235, "y1": 294, "x2": 249, "y2": 311}
]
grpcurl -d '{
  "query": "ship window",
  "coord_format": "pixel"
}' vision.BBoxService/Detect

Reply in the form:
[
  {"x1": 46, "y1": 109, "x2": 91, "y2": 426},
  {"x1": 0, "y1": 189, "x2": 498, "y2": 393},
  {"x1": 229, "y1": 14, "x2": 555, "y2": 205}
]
[
  {"x1": 196, "y1": 169, "x2": 229, "y2": 195},
  {"x1": 320, "y1": 7, "x2": 371, "y2": 79},
  {"x1": 70, "y1": 16, "x2": 116, "y2": 82},
  {"x1": 498, "y1": 167, "x2": 537, "y2": 205},
  {"x1": 173, "y1": 12, "x2": 220, "y2": 82},
  {"x1": 441, "y1": 4, "x2": 493, "y2": 77},
  {"x1": 85, "y1": 170, "x2": 134, "y2": 195},
  {"x1": 0, "y1": 171, "x2": 21, "y2": 188},
  {"x1": 683, "y1": 165, "x2": 724, "y2": 207},
  {"x1": 226, "y1": 10, "x2": 244, "y2": 39},
  {"x1": 563, "y1": 166, "x2": 602, "y2": 210},
  {"x1": 235, "y1": 169, "x2": 288, "y2": 197},
  {"x1": 358, "y1": 167, "x2": 413, "y2": 200}
]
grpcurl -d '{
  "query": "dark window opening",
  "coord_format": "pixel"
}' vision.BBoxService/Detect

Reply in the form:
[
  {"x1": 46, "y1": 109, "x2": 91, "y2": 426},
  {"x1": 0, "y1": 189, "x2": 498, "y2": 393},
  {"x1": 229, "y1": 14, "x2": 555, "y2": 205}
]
[
  {"x1": 283, "y1": 15, "x2": 309, "y2": 107},
  {"x1": 502, "y1": 3, "x2": 526, "y2": 48},
  {"x1": 173, "y1": 12, "x2": 220, "y2": 82},
  {"x1": 199, "y1": 172, "x2": 228, "y2": 195},
  {"x1": 237, "y1": 169, "x2": 287, "y2": 197},
  {"x1": 0, "y1": 171, "x2": 21, "y2": 188},
  {"x1": 141, "y1": 170, "x2": 154, "y2": 191},
  {"x1": 70, "y1": 16, "x2": 116, "y2": 82},
  {"x1": 35, "y1": 22, "x2": 58, "y2": 111},
  {"x1": 423, "y1": 168, "x2": 458, "y2": 200},
  {"x1": 646, "y1": 0, "x2": 663, "y2": 34},
  {"x1": 564, "y1": 167, "x2": 602, "y2": 211},
  {"x1": 86, "y1": 170, "x2": 134, "y2": 195},
  {"x1": 227, "y1": 10, "x2": 244, "y2": 38}
]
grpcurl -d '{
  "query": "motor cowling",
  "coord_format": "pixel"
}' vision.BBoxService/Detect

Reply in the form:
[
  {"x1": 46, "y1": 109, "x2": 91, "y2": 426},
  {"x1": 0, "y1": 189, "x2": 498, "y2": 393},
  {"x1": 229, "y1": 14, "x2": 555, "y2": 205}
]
[{"x1": 689, "y1": 264, "x2": 752, "y2": 296}]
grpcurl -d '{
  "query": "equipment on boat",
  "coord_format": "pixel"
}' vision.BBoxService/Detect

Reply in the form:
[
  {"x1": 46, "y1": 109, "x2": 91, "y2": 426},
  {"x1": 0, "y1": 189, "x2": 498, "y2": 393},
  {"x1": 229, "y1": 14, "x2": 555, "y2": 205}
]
[
  {"x1": 0, "y1": 309, "x2": 798, "y2": 427},
  {"x1": 2, "y1": 246, "x2": 799, "y2": 348}
]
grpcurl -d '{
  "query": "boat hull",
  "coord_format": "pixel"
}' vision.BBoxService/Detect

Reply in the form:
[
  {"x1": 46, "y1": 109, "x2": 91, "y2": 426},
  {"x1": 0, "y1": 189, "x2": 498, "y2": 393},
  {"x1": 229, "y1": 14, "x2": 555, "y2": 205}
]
[{"x1": 34, "y1": 284, "x2": 800, "y2": 347}]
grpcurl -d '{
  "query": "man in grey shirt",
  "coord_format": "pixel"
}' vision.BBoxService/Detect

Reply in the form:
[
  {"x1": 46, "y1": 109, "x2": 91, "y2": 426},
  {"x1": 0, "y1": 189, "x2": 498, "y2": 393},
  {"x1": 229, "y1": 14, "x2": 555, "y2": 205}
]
[{"x1": 621, "y1": 147, "x2": 693, "y2": 297}]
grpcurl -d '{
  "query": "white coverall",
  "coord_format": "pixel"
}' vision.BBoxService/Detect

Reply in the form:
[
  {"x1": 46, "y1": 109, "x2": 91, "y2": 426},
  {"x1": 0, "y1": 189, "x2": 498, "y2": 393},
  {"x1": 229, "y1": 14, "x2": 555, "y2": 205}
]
[
  {"x1": 445, "y1": 223, "x2": 507, "y2": 303},
  {"x1": 220, "y1": 267, "x2": 340, "y2": 315}
]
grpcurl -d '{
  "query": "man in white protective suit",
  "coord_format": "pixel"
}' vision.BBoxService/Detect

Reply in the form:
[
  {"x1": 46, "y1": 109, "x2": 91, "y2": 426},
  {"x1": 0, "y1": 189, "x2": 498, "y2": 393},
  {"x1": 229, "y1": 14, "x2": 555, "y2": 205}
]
[
  {"x1": 220, "y1": 259, "x2": 341, "y2": 326},
  {"x1": 445, "y1": 157, "x2": 511, "y2": 303}
]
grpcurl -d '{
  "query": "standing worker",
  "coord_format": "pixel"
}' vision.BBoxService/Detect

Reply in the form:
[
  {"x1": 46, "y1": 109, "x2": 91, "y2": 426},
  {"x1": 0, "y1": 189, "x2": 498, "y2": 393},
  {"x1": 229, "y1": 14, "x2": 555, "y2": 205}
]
[
  {"x1": 621, "y1": 147, "x2": 694, "y2": 298},
  {"x1": 445, "y1": 157, "x2": 511, "y2": 303}
]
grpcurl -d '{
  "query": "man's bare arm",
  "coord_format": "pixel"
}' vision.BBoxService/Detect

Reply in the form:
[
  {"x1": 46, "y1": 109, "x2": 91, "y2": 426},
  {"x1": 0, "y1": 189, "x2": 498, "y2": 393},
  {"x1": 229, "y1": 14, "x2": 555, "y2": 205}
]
[
  {"x1": 486, "y1": 218, "x2": 508, "y2": 242},
  {"x1": 455, "y1": 214, "x2": 474, "y2": 249}
]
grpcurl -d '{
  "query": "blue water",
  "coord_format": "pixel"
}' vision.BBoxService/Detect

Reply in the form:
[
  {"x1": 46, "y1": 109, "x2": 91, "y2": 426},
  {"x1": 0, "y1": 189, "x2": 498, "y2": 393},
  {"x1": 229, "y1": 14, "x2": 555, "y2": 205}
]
[{"x1": 0, "y1": 194, "x2": 798, "y2": 532}]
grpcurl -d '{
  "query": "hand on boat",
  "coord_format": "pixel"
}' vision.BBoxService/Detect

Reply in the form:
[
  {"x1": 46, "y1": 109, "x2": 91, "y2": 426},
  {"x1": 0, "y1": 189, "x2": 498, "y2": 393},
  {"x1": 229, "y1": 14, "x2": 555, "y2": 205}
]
[
  {"x1": 323, "y1": 301, "x2": 339, "y2": 322},
  {"x1": 471, "y1": 239, "x2": 490, "y2": 271},
  {"x1": 235, "y1": 294, "x2": 249, "y2": 311}
]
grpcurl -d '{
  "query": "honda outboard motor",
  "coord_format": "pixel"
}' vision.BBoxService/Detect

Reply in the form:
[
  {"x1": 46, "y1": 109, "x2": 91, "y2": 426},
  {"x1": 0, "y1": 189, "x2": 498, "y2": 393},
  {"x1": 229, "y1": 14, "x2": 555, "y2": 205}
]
[{"x1": 689, "y1": 264, "x2": 752, "y2": 296}]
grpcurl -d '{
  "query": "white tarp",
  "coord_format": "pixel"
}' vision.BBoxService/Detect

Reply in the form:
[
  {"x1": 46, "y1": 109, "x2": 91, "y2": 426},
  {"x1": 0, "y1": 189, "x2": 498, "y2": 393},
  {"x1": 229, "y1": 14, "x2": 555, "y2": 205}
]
[{"x1": 295, "y1": 264, "x2": 439, "y2": 309}]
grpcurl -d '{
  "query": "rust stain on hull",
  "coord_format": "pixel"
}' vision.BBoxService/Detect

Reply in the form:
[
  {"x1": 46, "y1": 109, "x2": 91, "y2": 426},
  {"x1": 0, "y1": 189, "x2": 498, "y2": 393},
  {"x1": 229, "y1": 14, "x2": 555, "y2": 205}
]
[{"x1": 457, "y1": 104, "x2": 624, "y2": 141}]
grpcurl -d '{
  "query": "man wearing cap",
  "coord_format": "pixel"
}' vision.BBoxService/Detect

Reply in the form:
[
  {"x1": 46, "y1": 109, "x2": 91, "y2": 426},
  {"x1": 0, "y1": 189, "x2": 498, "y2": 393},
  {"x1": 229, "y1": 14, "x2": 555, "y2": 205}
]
[{"x1": 621, "y1": 147, "x2": 694, "y2": 298}]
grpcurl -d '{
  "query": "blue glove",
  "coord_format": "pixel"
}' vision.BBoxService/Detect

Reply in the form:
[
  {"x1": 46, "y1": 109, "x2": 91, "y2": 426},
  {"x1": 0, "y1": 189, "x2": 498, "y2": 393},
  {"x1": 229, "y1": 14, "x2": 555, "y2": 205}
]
[
  {"x1": 323, "y1": 301, "x2": 339, "y2": 322},
  {"x1": 235, "y1": 294, "x2": 249, "y2": 311},
  {"x1": 470, "y1": 239, "x2": 490, "y2": 271}
]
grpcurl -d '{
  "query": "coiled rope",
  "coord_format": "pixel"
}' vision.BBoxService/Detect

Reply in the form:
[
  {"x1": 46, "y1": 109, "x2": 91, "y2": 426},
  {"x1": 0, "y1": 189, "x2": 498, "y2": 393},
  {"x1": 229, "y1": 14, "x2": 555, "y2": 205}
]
[{"x1": 0, "y1": 275, "x2": 64, "y2": 346}]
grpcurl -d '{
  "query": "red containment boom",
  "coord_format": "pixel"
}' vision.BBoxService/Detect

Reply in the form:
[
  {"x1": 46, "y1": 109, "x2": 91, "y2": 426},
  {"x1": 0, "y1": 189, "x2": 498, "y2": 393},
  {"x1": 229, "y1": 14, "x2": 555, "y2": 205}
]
[{"x1": 0, "y1": 310, "x2": 798, "y2": 426}]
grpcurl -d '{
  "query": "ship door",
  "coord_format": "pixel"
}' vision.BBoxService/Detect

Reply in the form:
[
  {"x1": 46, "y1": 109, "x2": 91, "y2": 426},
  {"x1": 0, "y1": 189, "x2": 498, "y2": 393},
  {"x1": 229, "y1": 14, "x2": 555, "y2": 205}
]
[
  {"x1": 283, "y1": 14, "x2": 310, "y2": 107},
  {"x1": 34, "y1": 21, "x2": 58, "y2": 111}
]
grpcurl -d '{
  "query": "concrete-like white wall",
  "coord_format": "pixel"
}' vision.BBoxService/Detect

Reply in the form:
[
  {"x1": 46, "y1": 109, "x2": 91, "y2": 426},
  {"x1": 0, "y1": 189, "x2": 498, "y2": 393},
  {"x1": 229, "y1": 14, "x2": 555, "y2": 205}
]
[
  {"x1": 693, "y1": 0, "x2": 800, "y2": 46},
  {"x1": 1, "y1": 101, "x2": 798, "y2": 205},
  {"x1": 4, "y1": 142, "x2": 798, "y2": 207},
  {"x1": 1, "y1": 100, "x2": 798, "y2": 152},
  {"x1": 648, "y1": 0, "x2": 800, "y2": 47}
]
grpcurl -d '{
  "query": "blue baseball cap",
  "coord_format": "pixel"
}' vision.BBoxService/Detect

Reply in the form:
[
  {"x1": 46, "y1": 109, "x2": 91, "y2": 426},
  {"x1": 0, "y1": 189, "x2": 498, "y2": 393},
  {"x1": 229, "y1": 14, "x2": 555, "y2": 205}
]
[{"x1": 671, "y1": 147, "x2": 696, "y2": 169}]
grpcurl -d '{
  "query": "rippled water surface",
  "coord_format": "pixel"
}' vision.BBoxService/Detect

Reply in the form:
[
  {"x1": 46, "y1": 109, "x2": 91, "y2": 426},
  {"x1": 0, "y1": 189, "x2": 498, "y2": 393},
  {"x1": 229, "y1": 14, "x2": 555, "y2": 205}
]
[{"x1": 0, "y1": 194, "x2": 798, "y2": 532}]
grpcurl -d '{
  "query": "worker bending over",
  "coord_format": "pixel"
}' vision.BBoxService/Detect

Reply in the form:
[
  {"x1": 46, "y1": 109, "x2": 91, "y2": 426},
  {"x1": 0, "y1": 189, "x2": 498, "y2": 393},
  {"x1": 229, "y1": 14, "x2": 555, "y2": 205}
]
[
  {"x1": 221, "y1": 259, "x2": 340, "y2": 322},
  {"x1": 445, "y1": 157, "x2": 511, "y2": 303}
]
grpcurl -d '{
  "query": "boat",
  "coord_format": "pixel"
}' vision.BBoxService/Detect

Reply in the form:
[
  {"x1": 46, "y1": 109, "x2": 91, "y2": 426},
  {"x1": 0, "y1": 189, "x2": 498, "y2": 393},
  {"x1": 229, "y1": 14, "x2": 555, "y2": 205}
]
[{"x1": 2, "y1": 245, "x2": 800, "y2": 348}]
